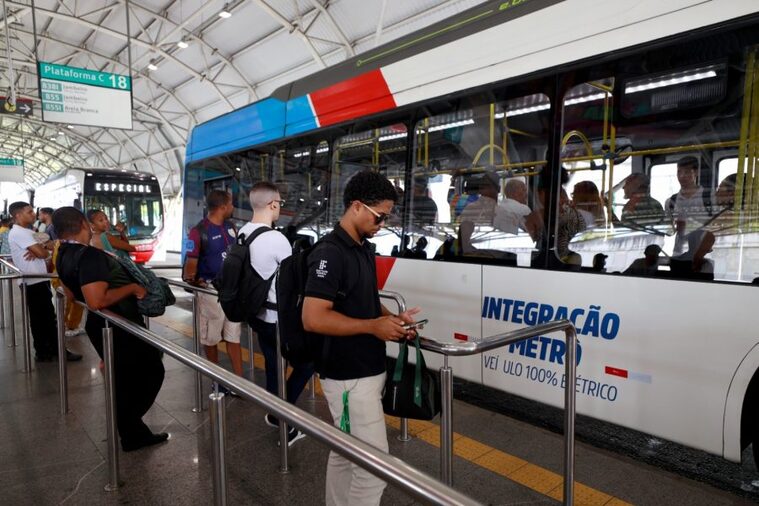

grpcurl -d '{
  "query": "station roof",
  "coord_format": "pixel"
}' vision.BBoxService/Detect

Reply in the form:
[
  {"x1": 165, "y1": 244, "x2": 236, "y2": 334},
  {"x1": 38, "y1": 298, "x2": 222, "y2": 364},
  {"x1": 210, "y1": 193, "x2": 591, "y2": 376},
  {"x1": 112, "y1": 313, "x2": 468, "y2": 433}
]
[{"x1": 0, "y1": 0, "x2": 485, "y2": 195}]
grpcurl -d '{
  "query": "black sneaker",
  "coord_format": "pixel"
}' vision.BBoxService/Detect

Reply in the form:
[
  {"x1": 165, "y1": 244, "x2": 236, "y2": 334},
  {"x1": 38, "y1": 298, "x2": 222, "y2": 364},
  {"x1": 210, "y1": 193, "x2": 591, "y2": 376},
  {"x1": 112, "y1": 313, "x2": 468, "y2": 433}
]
[
  {"x1": 264, "y1": 414, "x2": 278, "y2": 428},
  {"x1": 122, "y1": 432, "x2": 170, "y2": 452},
  {"x1": 277, "y1": 427, "x2": 306, "y2": 448}
]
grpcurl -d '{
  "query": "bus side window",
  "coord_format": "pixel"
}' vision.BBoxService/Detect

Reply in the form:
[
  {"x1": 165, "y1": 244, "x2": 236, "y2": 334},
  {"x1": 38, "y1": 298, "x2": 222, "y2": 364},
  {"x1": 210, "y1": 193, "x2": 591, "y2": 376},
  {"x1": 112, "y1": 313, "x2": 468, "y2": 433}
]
[{"x1": 409, "y1": 94, "x2": 550, "y2": 266}]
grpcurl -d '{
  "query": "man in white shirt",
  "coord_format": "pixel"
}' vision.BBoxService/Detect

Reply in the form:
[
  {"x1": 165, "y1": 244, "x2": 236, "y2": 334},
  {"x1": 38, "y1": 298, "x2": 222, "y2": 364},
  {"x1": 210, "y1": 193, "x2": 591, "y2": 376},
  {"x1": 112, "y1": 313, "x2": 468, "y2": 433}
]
[
  {"x1": 494, "y1": 179, "x2": 531, "y2": 234},
  {"x1": 239, "y1": 182, "x2": 313, "y2": 447},
  {"x1": 8, "y1": 201, "x2": 81, "y2": 362},
  {"x1": 665, "y1": 157, "x2": 713, "y2": 255}
]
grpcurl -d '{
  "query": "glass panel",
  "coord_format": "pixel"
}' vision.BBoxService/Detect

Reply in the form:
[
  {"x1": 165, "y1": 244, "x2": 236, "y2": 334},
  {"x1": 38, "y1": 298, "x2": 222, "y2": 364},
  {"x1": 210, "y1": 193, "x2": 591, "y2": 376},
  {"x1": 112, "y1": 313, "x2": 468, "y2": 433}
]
[
  {"x1": 565, "y1": 40, "x2": 759, "y2": 282},
  {"x1": 275, "y1": 141, "x2": 331, "y2": 246},
  {"x1": 330, "y1": 125, "x2": 407, "y2": 256},
  {"x1": 409, "y1": 95, "x2": 549, "y2": 265},
  {"x1": 558, "y1": 78, "x2": 616, "y2": 269},
  {"x1": 83, "y1": 193, "x2": 163, "y2": 239}
]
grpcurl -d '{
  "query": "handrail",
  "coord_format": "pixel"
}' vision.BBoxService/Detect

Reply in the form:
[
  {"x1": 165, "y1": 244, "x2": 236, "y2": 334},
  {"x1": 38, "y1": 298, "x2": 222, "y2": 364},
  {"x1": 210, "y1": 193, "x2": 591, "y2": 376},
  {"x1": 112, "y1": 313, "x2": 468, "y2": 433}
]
[
  {"x1": 164, "y1": 277, "x2": 218, "y2": 296},
  {"x1": 0, "y1": 257, "x2": 21, "y2": 274},
  {"x1": 419, "y1": 319, "x2": 574, "y2": 356},
  {"x1": 418, "y1": 319, "x2": 578, "y2": 505},
  {"x1": 90, "y1": 306, "x2": 479, "y2": 506}
]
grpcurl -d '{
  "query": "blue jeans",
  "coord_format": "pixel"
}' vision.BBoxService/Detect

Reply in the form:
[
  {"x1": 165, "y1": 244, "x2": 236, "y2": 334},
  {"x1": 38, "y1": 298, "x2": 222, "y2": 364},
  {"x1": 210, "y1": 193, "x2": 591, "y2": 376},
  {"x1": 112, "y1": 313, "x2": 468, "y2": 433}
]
[{"x1": 250, "y1": 318, "x2": 314, "y2": 405}]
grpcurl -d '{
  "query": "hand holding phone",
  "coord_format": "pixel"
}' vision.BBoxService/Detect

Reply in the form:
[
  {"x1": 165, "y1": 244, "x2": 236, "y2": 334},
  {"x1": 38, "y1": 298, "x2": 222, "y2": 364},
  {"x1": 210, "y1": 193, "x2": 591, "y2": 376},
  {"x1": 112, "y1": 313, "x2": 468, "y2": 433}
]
[{"x1": 403, "y1": 319, "x2": 428, "y2": 330}]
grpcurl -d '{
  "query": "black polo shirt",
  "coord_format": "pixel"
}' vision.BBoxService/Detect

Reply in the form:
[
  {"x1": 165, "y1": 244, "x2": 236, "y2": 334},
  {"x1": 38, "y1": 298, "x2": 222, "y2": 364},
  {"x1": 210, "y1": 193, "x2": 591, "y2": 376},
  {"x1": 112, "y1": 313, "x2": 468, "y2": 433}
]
[{"x1": 305, "y1": 223, "x2": 383, "y2": 380}]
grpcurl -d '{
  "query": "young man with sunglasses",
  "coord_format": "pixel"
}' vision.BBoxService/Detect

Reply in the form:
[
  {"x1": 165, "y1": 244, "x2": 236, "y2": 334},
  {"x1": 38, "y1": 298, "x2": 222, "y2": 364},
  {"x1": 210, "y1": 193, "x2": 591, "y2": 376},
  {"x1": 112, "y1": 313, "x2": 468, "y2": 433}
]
[{"x1": 302, "y1": 170, "x2": 420, "y2": 506}]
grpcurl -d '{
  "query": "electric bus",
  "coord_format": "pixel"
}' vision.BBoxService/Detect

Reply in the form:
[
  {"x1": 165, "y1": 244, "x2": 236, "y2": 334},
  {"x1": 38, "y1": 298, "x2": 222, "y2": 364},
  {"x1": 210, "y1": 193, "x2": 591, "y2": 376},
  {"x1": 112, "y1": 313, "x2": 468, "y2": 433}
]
[{"x1": 182, "y1": 0, "x2": 759, "y2": 470}]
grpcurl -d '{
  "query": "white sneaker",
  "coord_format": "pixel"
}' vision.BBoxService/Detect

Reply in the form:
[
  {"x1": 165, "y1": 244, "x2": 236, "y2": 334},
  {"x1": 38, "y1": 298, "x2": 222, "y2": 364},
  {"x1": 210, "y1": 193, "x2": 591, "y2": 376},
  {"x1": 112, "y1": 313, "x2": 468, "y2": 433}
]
[
  {"x1": 277, "y1": 427, "x2": 307, "y2": 448},
  {"x1": 65, "y1": 329, "x2": 82, "y2": 338}
]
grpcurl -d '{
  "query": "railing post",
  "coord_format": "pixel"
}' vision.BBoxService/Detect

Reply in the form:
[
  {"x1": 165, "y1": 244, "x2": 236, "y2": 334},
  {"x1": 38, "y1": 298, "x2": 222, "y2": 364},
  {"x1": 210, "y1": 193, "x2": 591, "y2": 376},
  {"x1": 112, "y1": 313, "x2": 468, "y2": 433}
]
[
  {"x1": 563, "y1": 328, "x2": 577, "y2": 506},
  {"x1": 439, "y1": 356, "x2": 453, "y2": 486},
  {"x1": 7, "y1": 278, "x2": 16, "y2": 347},
  {"x1": 0, "y1": 269, "x2": 5, "y2": 329},
  {"x1": 192, "y1": 292, "x2": 204, "y2": 413},
  {"x1": 143, "y1": 315, "x2": 150, "y2": 330},
  {"x1": 247, "y1": 324, "x2": 255, "y2": 381},
  {"x1": 19, "y1": 282, "x2": 32, "y2": 372},
  {"x1": 398, "y1": 418, "x2": 410, "y2": 442},
  {"x1": 102, "y1": 323, "x2": 121, "y2": 491},
  {"x1": 209, "y1": 392, "x2": 228, "y2": 506},
  {"x1": 56, "y1": 291, "x2": 68, "y2": 415},
  {"x1": 275, "y1": 321, "x2": 289, "y2": 473},
  {"x1": 308, "y1": 375, "x2": 316, "y2": 401}
]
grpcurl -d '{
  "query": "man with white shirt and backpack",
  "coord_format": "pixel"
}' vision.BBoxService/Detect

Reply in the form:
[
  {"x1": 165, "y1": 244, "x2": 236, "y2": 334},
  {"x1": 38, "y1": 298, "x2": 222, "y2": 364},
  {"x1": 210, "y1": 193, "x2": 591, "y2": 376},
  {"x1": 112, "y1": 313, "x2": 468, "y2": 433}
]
[{"x1": 238, "y1": 181, "x2": 313, "y2": 446}]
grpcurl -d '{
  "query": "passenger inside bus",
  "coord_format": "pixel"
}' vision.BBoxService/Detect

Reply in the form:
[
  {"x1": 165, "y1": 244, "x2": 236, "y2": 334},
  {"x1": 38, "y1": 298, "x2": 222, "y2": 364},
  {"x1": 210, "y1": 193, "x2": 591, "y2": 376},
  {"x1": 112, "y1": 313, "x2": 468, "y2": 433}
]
[
  {"x1": 493, "y1": 179, "x2": 531, "y2": 234},
  {"x1": 458, "y1": 172, "x2": 499, "y2": 225},
  {"x1": 572, "y1": 181, "x2": 606, "y2": 229},
  {"x1": 665, "y1": 157, "x2": 714, "y2": 255},
  {"x1": 410, "y1": 177, "x2": 438, "y2": 226},
  {"x1": 619, "y1": 173, "x2": 664, "y2": 227},
  {"x1": 670, "y1": 229, "x2": 715, "y2": 280},
  {"x1": 624, "y1": 244, "x2": 664, "y2": 277}
]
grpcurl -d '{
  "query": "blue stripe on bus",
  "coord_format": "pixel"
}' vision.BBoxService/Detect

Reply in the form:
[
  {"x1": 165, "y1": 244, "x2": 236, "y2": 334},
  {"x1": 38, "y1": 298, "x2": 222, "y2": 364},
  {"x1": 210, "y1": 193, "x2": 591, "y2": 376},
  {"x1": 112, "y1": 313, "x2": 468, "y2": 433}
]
[
  {"x1": 285, "y1": 95, "x2": 319, "y2": 136},
  {"x1": 185, "y1": 98, "x2": 287, "y2": 163}
]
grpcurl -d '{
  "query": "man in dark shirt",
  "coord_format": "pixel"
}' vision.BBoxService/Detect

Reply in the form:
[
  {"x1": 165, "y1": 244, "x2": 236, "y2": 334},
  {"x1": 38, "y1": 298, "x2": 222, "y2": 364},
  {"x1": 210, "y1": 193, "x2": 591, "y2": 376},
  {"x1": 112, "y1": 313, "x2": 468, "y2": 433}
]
[
  {"x1": 302, "y1": 171, "x2": 420, "y2": 506},
  {"x1": 53, "y1": 206, "x2": 168, "y2": 452},
  {"x1": 183, "y1": 190, "x2": 243, "y2": 377}
]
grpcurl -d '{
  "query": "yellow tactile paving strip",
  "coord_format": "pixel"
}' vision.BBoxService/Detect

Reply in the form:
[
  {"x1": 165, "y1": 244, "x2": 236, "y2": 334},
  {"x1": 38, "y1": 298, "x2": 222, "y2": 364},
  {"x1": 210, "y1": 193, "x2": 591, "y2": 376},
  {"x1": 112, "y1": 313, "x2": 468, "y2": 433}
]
[{"x1": 152, "y1": 313, "x2": 631, "y2": 506}]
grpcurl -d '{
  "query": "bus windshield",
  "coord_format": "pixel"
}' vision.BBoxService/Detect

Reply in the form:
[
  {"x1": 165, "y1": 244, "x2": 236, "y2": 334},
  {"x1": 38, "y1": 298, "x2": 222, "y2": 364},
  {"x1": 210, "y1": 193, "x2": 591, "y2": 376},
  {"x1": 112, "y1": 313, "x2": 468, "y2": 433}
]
[{"x1": 85, "y1": 193, "x2": 163, "y2": 239}]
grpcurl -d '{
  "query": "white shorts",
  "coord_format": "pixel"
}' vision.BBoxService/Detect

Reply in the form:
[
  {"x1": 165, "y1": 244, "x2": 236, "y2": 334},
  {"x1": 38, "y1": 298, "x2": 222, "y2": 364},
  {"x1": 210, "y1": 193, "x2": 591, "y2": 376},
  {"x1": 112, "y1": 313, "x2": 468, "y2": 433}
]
[{"x1": 198, "y1": 292, "x2": 241, "y2": 346}]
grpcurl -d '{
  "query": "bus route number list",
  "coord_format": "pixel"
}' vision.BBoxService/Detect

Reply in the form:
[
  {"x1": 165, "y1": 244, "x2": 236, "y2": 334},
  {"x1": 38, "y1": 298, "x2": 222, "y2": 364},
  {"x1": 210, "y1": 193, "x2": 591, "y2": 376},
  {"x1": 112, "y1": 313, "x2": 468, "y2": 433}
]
[{"x1": 39, "y1": 62, "x2": 133, "y2": 130}]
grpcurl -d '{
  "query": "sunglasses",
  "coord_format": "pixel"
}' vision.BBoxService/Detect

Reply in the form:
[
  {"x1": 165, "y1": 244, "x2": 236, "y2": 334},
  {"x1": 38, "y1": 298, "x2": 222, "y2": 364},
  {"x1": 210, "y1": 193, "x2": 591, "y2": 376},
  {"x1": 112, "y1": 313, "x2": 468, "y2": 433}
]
[
  {"x1": 360, "y1": 202, "x2": 391, "y2": 225},
  {"x1": 268, "y1": 199, "x2": 286, "y2": 207}
]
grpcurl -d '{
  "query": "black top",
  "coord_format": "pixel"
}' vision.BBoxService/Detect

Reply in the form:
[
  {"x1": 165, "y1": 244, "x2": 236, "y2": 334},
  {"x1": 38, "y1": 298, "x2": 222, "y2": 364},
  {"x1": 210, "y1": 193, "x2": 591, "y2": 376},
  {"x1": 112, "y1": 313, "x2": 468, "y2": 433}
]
[
  {"x1": 57, "y1": 243, "x2": 141, "y2": 324},
  {"x1": 305, "y1": 224, "x2": 383, "y2": 380}
]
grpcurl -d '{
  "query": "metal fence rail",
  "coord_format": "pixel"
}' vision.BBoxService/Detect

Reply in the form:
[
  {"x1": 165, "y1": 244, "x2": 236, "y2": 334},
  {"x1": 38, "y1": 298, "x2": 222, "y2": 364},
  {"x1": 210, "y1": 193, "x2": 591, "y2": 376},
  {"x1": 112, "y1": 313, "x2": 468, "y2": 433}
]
[
  {"x1": 416, "y1": 321, "x2": 579, "y2": 505},
  {"x1": 90, "y1": 305, "x2": 480, "y2": 506}
]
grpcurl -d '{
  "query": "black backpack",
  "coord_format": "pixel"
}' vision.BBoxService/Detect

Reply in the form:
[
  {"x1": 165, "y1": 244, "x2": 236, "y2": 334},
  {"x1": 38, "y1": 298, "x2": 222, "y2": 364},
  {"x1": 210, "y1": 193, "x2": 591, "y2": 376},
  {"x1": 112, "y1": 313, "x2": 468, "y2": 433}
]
[
  {"x1": 276, "y1": 234, "x2": 342, "y2": 365},
  {"x1": 213, "y1": 226, "x2": 276, "y2": 323}
]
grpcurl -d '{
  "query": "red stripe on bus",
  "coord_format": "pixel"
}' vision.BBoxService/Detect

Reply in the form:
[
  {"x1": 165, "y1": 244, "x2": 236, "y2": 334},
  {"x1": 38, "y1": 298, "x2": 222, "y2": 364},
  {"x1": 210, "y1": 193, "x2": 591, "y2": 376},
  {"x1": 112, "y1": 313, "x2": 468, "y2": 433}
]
[
  {"x1": 309, "y1": 69, "x2": 397, "y2": 127},
  {"x1": 605, "y1": 366, "x2": 628, "y2": 378},
  {"x1": 375, "y1": 256, "x2": 396, "y2": 291}
]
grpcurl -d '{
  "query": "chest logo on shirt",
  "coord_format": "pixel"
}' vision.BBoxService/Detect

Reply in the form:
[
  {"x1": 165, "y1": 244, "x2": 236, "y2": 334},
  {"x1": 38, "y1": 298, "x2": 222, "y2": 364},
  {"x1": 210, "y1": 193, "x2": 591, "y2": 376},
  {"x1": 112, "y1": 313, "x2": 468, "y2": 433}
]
[{"x1": 316, "y1": 259, "x2": 328, "y2": 278}]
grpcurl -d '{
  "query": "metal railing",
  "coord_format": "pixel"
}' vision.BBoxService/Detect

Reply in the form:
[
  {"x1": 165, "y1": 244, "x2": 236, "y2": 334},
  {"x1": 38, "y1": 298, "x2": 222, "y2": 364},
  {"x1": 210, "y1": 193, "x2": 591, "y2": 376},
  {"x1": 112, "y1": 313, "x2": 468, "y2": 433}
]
[
  {"x1": 65, "y1": 296, "x2": 479, "y2": 505},
  {"x1": 0, "y1": 264, "x2": 576, "y2": 504},
  {"x1": 414, "y1": 322, "x2": 579, "y2": 505},
  {"x1": 0, "y1": 257, "x2": 58, "y2": 373}
]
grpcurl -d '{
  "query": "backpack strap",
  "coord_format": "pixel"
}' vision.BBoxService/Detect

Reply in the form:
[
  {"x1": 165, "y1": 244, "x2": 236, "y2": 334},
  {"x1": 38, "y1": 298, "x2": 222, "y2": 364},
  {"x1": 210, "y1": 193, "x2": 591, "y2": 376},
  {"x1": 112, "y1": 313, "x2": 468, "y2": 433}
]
[
  {"x1": 242, "y1": 226, "x2": 277, "y2": 309},
  {"x1": 195, "y1": 219, "x2": 209, "y2": 256}
]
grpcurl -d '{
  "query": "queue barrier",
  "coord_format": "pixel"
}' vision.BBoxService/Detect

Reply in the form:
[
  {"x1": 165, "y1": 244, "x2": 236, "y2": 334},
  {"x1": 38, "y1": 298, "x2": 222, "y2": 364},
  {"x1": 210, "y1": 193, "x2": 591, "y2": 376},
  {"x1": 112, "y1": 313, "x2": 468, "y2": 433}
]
[
  {"x1": 0, "y1": 263, "x2": 577, "y2": 505},
  {"x1": 53, "y1": 290, "x2": 479, "y2": 506}
]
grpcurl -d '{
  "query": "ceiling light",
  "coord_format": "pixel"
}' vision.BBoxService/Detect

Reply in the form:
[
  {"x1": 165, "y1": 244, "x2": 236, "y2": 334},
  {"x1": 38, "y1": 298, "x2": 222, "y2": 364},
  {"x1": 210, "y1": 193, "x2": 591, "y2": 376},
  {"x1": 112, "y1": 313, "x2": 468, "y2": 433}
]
[
  {"x1": 177, "y1": 40, "x2": 189, "y2": 49},
  {"x1": 564, "y1": 93, "x2": 606, "y2": 106},
  {"x1": 495, "y1": 103, "x2": 551, "y2": 118},
  {"x1": 121, "y1": 169, "x2": 127, "y2": 172},
  {"x1": 57, "y1": 130, "x2": 64, "y2": 135},
  {"x1": 67, "y1": 124, "x2": 73, "y2": 129},
  {"x1": 218, "y1": 10, "x2": 231, "y2": 18},
  {"x1": 625, "y1": 70, "x2": 718, "y2": 94},
  {"x1": 378, "y1": 132, "x2": 408, "y2": 142},
  {"x1": 235, "y1": 167, "x2": 241, "y2": 171},
  {"x1": 49, "y1": 136, "x2": 57, "y2": 140},
  {"x1": 147, "y1": 62, "x2": 158, "y2": 71}
]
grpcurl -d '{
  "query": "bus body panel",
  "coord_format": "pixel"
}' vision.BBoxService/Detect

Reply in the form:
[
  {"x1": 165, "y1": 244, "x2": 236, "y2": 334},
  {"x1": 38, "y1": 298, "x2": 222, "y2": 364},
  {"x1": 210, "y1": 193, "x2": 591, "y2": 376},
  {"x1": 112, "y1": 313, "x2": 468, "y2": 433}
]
[
  {"x1": 185, "y1": 0, "x2": 757, "y2": 164},
  {"x1": 381, "y1": 258, "x2": 759, "y2": 460}
]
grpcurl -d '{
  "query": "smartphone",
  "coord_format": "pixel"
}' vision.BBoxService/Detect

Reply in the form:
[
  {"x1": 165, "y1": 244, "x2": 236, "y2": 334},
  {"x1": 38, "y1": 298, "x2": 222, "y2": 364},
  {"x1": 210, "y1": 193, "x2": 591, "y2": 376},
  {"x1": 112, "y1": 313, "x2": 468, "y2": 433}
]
[{"x1": 403, "y1": 319, "x2": 428, "y2": 330}]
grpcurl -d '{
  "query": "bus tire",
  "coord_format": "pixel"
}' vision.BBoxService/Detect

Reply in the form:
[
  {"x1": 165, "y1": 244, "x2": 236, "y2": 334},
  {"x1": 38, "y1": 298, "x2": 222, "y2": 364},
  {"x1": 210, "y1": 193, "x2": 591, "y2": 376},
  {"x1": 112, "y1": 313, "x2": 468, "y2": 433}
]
[{"x1": 742, "y1": 370, "x2": 759, "y2": 467}]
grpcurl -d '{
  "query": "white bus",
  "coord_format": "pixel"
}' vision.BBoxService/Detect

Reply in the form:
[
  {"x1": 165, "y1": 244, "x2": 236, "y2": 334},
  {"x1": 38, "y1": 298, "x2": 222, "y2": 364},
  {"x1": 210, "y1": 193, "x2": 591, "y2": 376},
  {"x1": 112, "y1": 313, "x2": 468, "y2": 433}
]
[{"x1": 182, "y1": 0, "x2": 759, "y2": 469}]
